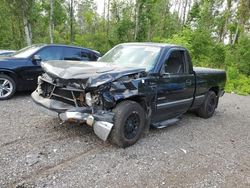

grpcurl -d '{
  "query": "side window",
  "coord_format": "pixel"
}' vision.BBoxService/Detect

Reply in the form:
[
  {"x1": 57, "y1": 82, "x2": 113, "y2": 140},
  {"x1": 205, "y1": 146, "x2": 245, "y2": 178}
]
[
  {"x1": 93, "y1": 53, "x2": 100, "y2": 61},
  {"x1": 80, "y1": 50, "x2": 90, "y2": 61},
  {"x1": 36, "y1": 47, "x2": 63, "y2": 61},
  {"x1": 164, "y1": 50, "x2": 185, "y2": 74},
  {"x1": 63, "y1": 47, "x2": 81, "y2": 61}
]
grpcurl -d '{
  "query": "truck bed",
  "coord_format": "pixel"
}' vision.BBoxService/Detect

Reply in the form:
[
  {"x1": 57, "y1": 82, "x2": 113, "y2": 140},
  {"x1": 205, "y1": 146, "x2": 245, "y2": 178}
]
[{"x1": 191, "y1": 67, "x2": 226, "y2": 110}]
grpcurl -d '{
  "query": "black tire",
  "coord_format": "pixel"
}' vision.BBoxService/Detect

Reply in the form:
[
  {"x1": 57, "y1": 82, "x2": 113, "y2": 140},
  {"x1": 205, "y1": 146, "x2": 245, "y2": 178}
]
[
  {"x1": 110, "y1": 100, "x2": 146, "y2": 148},
  {"x1": 0, "y1": 74, "x2": 16, "y2": 100},
  {"x1": 196, "y1": 91, "x2": 217, "y2": 119}
]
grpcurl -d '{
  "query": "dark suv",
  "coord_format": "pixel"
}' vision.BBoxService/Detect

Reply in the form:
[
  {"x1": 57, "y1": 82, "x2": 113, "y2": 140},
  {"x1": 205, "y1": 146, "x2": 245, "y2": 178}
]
[{"x1": 0, "y1": 44, "x2": 100, "y2": 100}]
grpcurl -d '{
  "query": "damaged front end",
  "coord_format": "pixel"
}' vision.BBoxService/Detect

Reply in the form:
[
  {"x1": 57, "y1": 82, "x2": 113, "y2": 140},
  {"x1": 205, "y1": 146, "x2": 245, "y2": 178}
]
[
  {"x1": 32, "y1": 74, "x2": 115, "y2": 141},
  {"x1": 32, "y1": 61, "x2": 148, "y2": 141}
]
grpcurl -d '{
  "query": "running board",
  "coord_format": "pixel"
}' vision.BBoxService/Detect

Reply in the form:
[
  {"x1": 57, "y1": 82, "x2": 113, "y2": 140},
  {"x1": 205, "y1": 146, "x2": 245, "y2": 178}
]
[{"x1": 151, "y1": 118, "x2": 180, "y2": 129}]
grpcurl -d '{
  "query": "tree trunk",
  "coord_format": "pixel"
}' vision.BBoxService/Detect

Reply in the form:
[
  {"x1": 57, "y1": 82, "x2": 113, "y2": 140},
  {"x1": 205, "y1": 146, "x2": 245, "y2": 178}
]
[
  {"x1": 177, "y1": 0, "x2": 182, "y2": 21},
  {"x1": 173, "y1": 0, "x2": 178, "y2": 12},
  {"x1": 70, "y1": 0, "x2": 74, "y2": 44},
  {"x1": 23, "y1": 14, "x2": 32, "y2": 45},
  {"x1": 182, "y1": 0, "x2": 188, "y2": 25},
  {"x1": 232, "y1": 24, "x2": 239, "y2": 45},
  {"x1": 103, "y1": 0, "x2": 106, "y2": 30},
  {"x1": 219, "y1": 0, "x2": 232, "y2": 42},
  {"x1": 187, "y1": 0, "x2": 192, "y2": 16},
  {"x1": 134, "y1": 0, "x2": 140, "y2": 40},
  {"x1": 106, "y1": 0, "x2": 110, "y2": 37},
  {"x1": 28, "y1": 22, "x2": 32, "y2": 42},
  {"x1": 49, "y1": 0, "x2": 54, "y2": 43},
  {"x1": 161, "y1": 0, "x2": 169, "y2": 37}
]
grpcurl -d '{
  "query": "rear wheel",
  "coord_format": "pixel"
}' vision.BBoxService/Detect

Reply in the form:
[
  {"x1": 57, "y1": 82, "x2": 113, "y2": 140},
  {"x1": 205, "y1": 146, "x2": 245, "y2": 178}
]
[
  {"x1": 0, "y1": 74, "x2": 16, "y2": 100},
  {"x1": 196, "y1": 91, "x2": 217, "y2": 118},
  {"x1": 110, "y1": 100, "x2": 146, "y2": 148}
]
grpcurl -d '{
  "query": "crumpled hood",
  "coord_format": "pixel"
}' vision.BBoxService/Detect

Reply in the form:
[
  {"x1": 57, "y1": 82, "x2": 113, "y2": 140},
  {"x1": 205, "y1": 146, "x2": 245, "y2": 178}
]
[{"x1": 41, "y1": 60, "x2": 145, "y2": 87}]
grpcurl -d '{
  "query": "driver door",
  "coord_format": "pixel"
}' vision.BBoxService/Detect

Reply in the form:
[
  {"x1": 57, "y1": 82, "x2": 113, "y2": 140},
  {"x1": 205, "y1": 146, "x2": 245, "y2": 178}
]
[{"x1": 153, "y1": 49, "x2": 195, "y2": 122}]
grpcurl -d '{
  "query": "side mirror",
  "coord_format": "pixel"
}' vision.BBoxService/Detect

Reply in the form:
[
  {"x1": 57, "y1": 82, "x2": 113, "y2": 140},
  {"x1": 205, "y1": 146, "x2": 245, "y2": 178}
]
[{"x1": 32, "y1": 55, "x2": 41, "y2": 63}]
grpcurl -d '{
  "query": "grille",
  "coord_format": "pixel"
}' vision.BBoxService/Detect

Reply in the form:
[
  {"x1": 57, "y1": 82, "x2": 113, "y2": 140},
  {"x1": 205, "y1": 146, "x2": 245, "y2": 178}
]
[{"x1": 41, "y1": 81, "x2": 86, "y2": 107}]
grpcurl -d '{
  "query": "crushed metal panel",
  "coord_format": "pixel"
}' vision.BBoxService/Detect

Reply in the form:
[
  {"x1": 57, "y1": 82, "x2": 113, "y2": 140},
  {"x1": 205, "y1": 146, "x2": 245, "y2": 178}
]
[
  {"x1": 93, "y1": 121, "x2": 114, "y2": 141},
  {"x1": 41, "y1": 60, "x2": 145, "y2": 87}
]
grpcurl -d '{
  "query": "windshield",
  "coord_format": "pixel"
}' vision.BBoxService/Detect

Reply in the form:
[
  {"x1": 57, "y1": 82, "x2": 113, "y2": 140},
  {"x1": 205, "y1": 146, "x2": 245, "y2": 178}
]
[
  {"x1": 98, "y1": 45, "x2": 162, "y2": 71},
  {"x1": 12, "y1": 45, "x2": 43, "y2": 58}
]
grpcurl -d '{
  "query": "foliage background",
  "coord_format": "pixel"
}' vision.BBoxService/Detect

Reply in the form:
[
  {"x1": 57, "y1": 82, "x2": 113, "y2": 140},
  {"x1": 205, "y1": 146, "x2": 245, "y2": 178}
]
[{"x1": 0, "y1": 0, "x2": 249, "y2": 95}]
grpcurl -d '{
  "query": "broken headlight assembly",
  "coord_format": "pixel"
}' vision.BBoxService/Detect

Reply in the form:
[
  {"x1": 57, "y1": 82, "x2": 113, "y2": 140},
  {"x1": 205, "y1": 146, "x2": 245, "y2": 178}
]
[
  {"x1": 85, "y1": 92, "x2": 100, "y2": 107},
  {"x1": 85, "y1": 92, "x2": 92, "y2": 106}
]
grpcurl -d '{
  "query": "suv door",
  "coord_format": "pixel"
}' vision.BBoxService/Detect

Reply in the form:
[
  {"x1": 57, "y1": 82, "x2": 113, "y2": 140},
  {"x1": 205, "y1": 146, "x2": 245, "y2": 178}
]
[
  {"x1": 153, "y1": 49, "x2": 195, "y2": 122},
  {"x1": 23, "y1": 46, "x2": 64, "y2": 90}
]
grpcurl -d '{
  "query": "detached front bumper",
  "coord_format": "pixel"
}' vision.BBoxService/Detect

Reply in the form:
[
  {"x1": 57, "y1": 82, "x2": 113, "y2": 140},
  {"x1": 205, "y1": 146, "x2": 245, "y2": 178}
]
[{"x1": 31, "y1": 91, "x2": 114, "y2": 141}]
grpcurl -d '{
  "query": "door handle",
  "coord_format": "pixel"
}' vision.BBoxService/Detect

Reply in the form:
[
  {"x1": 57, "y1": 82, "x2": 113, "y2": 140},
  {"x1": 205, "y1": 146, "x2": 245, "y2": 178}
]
[{"x1": 186, "y1": 79, "x2": 192, "y2": 85}]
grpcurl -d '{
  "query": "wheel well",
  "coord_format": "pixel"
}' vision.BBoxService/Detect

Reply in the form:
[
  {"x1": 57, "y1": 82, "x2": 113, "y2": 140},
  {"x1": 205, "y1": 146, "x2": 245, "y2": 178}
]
[
  {"x1": 209, "y1": 86, "x2": 219, "y2": 96},
  {"x1": 117, "y1": 96, "x2": 148, "y2": 113},
  {"x1": 0, "y1": 71, "x2": 16, "y2": 81}
]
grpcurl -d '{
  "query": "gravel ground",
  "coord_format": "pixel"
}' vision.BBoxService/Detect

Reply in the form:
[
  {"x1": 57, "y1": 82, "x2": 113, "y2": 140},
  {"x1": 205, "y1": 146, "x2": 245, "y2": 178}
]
[{"x1": 0, "y1": 93, "x2": 249, "y2": 188}]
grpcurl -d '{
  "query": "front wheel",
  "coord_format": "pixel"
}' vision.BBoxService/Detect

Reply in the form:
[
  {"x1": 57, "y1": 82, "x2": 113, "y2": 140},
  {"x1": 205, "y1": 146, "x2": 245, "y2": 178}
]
[
  {"x1": 0, "y1": 74, "x2": 16, "y2": 100},
  {"x1": 110, "y1": 100, "x2": 146, "y2": 148},
  {"x1": 196, "y1": 91, "x2": 217, "y2": 118}
]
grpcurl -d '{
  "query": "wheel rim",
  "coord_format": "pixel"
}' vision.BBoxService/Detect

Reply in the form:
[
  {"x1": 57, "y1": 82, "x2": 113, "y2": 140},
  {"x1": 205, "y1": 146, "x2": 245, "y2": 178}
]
[
  {"x1": 207, "y1": 96, "x2": 216, "y2": 114},
  {"x1": 124, "y1": 113, "x2": 140, "y2": 140},
  {"x1": 0, "y1": 78, "x2": 13, "y2": 98}
]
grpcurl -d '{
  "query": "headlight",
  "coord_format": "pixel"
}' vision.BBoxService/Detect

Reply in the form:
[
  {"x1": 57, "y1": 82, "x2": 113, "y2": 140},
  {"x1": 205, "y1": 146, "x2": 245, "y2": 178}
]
[{"x1": 85, "y1": 92, "x2": 92, "y2": 106}]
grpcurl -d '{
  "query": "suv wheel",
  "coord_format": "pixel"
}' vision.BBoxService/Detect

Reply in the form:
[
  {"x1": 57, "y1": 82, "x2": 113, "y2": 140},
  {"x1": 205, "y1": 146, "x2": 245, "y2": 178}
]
[
  {"x1": 110, "y1": 100, "x2": 146, "y2": 148},
  {"x1": 0, "y1": 74, "x2": 16, "y2": 100}
]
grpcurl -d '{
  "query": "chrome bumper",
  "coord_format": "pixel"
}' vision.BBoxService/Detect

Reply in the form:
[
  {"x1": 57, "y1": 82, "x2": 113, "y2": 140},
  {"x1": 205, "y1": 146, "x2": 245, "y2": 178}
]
[
  {"x1": 31, "y1": 91, "x2": 114, "y2": 141},
  {"x1": 59, "y1": 111, "x2": 114, "y2": 141}
]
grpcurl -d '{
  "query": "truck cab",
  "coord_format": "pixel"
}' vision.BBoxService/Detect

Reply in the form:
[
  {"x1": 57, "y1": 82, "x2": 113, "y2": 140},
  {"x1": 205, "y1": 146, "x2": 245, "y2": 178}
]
[{"x1": 152, "y1": 47, "x2": 196, "y2": 122}]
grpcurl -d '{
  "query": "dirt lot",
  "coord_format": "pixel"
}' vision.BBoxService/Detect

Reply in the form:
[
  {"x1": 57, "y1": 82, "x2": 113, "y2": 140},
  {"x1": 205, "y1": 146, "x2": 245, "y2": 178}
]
[{"x1": 0, "y1": 93, "x2": 249, "y2": 188}]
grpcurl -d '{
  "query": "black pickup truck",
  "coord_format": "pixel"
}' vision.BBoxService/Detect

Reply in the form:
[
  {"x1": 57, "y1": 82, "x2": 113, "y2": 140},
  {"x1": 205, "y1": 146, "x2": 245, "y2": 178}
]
[{"x1": 32, "y1": 43, "x2": 226, "y2": 147}]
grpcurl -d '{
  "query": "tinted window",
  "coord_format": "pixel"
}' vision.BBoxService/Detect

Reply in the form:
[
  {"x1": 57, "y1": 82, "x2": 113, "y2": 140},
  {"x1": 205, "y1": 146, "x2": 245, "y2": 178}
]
[
  {"x1": 63, "y1": 47, "x2": 82, "y2": 61},
  {"x1": 36, "y1": 46, "x2": 63, "y2": 61},
  {"x1": 80, "y1": 50, "x2": 91, "y2": 61},
  {"x1": 164, "y1": 50, "x2": 185, "y2": 74},
  {"x1": 92, "y1": 53, "x2": 100, "y2": 61}
]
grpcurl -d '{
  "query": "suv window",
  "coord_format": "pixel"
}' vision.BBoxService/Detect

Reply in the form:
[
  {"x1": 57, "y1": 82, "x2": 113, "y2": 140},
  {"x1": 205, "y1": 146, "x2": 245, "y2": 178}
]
[
  {"x1": 80, "y1": 50, "x2": 91, "y2": 61},
  {"x1": 92, "y1": 53, "x2": 100, "y2": 61},
  {"x1": 36, "y1": 46, "x2": 63, "y2": 61},
  {"x1": 63, "y1": 47, "x2": 90, "y2": 61},
  {"x1": 164, "y1": 50, "x2": 185, "y2": 74}
]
